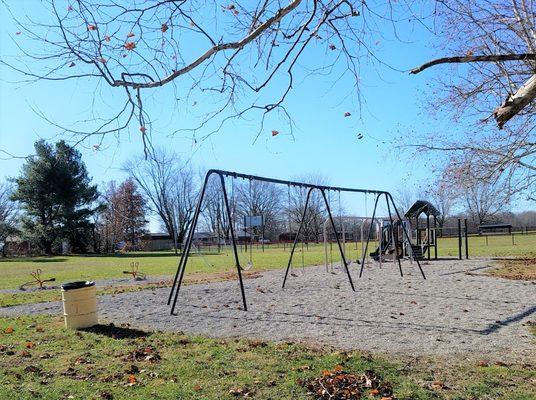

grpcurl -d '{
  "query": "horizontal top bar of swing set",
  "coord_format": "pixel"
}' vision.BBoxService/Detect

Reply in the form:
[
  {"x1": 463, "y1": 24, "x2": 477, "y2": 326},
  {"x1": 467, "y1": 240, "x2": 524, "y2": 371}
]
[{"x1": 206, "y1": 169, "x2": 391, "y2": 196}]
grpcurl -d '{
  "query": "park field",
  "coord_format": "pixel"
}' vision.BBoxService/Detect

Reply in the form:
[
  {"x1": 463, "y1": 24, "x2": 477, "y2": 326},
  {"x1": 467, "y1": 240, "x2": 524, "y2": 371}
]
[{"x1": 1, "y1": 234, "x2": 535, "y2": 291}]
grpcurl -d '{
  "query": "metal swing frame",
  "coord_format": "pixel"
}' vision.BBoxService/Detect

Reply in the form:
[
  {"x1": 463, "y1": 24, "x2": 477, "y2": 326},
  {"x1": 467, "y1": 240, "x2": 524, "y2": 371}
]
[{"x1": 167, "y1": 169, "x2": 425, "y2": 314}]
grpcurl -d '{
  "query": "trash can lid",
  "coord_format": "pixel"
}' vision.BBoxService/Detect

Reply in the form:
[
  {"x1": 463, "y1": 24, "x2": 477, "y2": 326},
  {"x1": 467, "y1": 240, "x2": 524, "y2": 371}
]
[{"x1": 61, "y1": 281, "x2": 95, "y2": 291}]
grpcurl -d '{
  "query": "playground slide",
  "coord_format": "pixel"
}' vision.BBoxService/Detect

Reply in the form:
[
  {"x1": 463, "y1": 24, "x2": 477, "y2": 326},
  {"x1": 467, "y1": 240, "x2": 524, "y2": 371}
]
[{"x1": 370, "y1": 227, "x2": 392, "y2": 261}]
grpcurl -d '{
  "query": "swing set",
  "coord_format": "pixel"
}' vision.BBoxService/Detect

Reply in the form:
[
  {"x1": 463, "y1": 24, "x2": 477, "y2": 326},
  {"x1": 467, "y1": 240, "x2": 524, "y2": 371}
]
[{"x1": 167, "y1": 170, "x2": 425, "y2": 314}]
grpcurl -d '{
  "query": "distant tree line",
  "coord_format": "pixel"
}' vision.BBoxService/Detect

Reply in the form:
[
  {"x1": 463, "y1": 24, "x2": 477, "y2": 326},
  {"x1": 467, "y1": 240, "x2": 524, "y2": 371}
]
[
  {"x1": 0, "y1": 140, "x2": 148, "y2": 255},
  {"x1": 1, "y1": 140, "x2": 535, "y2": 256}
]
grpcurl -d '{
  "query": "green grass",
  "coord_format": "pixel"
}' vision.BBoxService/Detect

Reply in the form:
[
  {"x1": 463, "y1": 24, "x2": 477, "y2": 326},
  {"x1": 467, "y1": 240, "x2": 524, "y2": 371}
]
[
  {"x1": 1, "y1": 234, "x2": 535, "y2": 292},
  {"x1": 0, "y1": 246, "x2": 328, "y2": 291},
  {"x1": 436, "y1": 234, "x2": 536, "y2": 258},
  {"x1": 0, "y1": 315, "x2": 534, "y2": 400}
]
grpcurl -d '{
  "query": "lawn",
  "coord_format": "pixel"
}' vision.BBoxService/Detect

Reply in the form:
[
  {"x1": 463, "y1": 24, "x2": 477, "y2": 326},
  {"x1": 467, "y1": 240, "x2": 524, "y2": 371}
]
[
  {"x1": 0, "y1": 315, "x2": 534, "y2": 400},
  {"x1": 1, "y1": 234, "x2": 535, "y2": 292}
]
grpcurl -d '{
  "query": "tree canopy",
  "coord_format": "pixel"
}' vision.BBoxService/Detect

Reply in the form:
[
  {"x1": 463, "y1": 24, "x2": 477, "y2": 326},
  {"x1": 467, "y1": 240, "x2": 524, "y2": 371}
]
[{"x1": 11, "y1": 140, "x2": 100, "y2": 254}]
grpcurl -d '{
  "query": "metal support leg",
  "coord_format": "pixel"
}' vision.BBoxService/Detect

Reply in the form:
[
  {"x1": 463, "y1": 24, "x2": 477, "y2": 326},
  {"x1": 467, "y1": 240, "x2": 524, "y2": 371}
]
[
  {"x1": 282, "y1": 188, "x2": 313, "y2": 288},
  {"x1": 385, "y1": 193, "x2": 403, "y2": 277},
  {"x1": 219, "y1": 173, "x2": 248, "y2": 311},
  {"x1": 387, "y1": 193, "x2": 426, "y2": 280},
  {"x1": 169, "y1": 172, "x2": 212, "y2": 314},
  {"x1": 319, "y1": 189, "x2": 355, "y2": 291}
]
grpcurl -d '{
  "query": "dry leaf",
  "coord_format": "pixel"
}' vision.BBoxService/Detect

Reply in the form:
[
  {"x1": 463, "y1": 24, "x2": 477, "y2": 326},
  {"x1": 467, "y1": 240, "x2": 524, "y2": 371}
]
[
  {"x1": 4, "y1": 327, "x2": 14, "y2": 334},
  {"x1": 124, "y1": 42, "x2": 136, "y2": 51},
  {"x1": 431, "y1": 380, "x2": 444, "y2": 389},
  {"x1": 193, "y1": 384, "x2": 202, "y2": 391}
]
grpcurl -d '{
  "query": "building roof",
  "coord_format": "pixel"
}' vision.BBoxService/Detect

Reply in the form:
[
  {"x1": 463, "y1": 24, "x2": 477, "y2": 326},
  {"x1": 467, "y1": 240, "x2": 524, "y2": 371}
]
[
  {"x1": 143, "y1": 232, "x2": 172, "y2": 240},
  {"x1": 404, "y1": 200, "x2": 441, "y2": 218}
]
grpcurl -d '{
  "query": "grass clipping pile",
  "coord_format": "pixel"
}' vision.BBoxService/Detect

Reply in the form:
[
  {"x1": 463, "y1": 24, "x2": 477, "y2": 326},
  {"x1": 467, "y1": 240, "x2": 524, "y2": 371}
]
[{"x1": 300, "y1": 366, "x2": 395, "y2": 400}]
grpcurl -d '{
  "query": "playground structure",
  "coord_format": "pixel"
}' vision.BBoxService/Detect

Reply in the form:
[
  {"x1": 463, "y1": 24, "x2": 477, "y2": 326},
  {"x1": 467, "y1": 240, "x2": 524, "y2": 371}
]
[
  {"x1": 405, "y1": 200, "x2": 440, "y2": 261},
  {"x1": 167, "y1": 170, "x2": 426, "y2": 314}
]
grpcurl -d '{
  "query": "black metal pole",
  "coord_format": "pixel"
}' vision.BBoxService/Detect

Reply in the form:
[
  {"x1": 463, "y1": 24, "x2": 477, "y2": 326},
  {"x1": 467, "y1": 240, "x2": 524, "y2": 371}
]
[
  {"x1": 386, "y1": 193, "x2": 426, "y2": 279},
  {"x1": 458, "y1": 219, "x2": 462, "y2": 261},
  {"x1": 168, "y1": 171, "x2": 212, "y2": 306},
  {"x1": 169, "y1": 172, "x2": 212, "y2": 314},
  {"x1": 359, "y1": 194, "x2": 380, "y2": 278},
  {"x1": 384, "y1": 193, "x2": 403, "y2": 277},
  {"x1": 434, "y1": 216, "x2": 438, "y2": 260},
  {"x1": 416, "y1": 217, "x2": 420, "y2": 245},
  {"x1": 282, "y1": 188, "x2": 313, "y2": 288},
  {"x1": 464, "y1": 218, "x2": 469, "y2": 259},
  {"x1": 427, "y1": 214, "x2": 431, "y2": 261},
  {"x1": 219, "y1": 173, "x2": 248, "y2": 311},
  {"x1": 319, "y1": 189, "x2": 355, "y2": 291}
]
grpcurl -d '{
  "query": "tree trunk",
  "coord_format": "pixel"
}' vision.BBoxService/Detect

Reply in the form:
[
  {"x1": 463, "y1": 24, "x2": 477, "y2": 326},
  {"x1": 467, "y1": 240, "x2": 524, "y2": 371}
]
[{"x1": 494, "y1": 74, "x2": 536, "y2": 128}]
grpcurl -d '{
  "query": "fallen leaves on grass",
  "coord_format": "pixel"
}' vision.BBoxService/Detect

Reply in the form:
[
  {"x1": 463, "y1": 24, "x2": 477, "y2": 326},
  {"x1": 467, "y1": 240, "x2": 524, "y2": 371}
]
[
  {"x1": 229, "y1": 386, "x2": 252, "y2": 397},
  {"x1": 19, "y1": 350, "x2": 31, "y2": 358},
  {"x1": 126, "y1": 374, "x2": 137, "y2": 386},
  {"x1": 123, "y1": 346, "x2": 161, "y2": 363},
  {"x1": 431, "y1": 380, "x2": 447, "y2": 390},
  {"x1": 4, "y1": 326, "x2": 14, "y2": 334},
  {"x1": 24, "y1": 365, "x2": 42, "y2": 374},
  {"x1": 300, "y1": 366, "x2": 394, "y2": 399}
]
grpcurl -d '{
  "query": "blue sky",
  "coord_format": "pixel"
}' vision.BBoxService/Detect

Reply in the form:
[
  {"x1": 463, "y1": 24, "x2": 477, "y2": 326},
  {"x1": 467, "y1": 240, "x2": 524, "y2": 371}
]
[{"x1": 1, "y1": 2, "x2": 530, "y2": 219}]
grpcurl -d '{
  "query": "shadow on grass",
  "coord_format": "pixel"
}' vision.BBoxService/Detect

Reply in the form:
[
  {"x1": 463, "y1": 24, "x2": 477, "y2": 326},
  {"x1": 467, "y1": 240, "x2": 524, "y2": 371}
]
[
  {"x1": 80, "y1": 323, "x2": 151, "y2": 339},
  {"x1": 0, "y1": 257, "x2": 68, "y2": 263},
  {"x1": 79, "y1": 252, "x2": 225, "y2": 258}
]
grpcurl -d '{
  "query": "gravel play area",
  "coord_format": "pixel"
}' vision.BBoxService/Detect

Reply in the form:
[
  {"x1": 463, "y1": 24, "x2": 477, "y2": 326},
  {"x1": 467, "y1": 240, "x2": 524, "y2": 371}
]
[{"x1": 2, "y1": 259, "x2": 535, "y2": 362}]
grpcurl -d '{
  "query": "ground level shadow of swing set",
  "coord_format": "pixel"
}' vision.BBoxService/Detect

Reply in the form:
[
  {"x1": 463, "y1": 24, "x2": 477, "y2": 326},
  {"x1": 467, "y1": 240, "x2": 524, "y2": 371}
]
[{"x1": 167, "y1": 170, "x2": 471, "y2": 313}]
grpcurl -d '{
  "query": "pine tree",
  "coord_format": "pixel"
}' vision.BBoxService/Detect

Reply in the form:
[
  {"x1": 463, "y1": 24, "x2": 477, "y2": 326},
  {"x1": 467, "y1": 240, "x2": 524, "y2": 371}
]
[{"x1": 12, "y1": 140, "x2": 99, "y2": 254}]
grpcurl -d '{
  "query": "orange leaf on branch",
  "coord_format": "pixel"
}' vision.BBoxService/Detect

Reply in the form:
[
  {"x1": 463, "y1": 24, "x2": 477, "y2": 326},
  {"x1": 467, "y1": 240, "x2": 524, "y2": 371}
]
[
  {"x1": 104, "y1": 35, "x2": 111, "y2": 42},
  {"x1": 140, "y1": 126, "x2": 147, "y2": 134},
  {"x1": 344, "y1": 112, "x2": 351, "y2": 117},
  {"x1": 161, "y1": 23, "x2": 168, "y2": 33},
  {"x1": 271, "y1": 130, "x2": 280, "y2": 137},
  {"x1": 127, "y1": 32, "x2": 135, "y2": 38},
  {"x1": 87, "y1": 24, "x2": 97, "y2": 31},
  {"x1": 124, "y1": 42, "x2": 136, "y2": 51}
]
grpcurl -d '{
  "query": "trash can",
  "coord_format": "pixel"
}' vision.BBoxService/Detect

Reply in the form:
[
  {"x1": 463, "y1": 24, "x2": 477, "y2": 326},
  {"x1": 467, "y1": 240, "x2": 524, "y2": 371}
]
[{"x1": 61, "y1": 281, "x2": 98, "y2": 329}]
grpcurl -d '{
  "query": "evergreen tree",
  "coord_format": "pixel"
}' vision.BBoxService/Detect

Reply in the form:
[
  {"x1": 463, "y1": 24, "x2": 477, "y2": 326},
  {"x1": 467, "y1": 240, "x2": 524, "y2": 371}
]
[{"x1": 12, "y1": 140, "x2": 99, "y2": 254}]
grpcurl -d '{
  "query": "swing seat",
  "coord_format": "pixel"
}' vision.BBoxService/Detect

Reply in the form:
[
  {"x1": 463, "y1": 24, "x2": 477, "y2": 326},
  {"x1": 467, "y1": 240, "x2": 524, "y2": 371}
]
[{"x1": 242, "y1": 260, "x2": 254, "y2": 271}]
